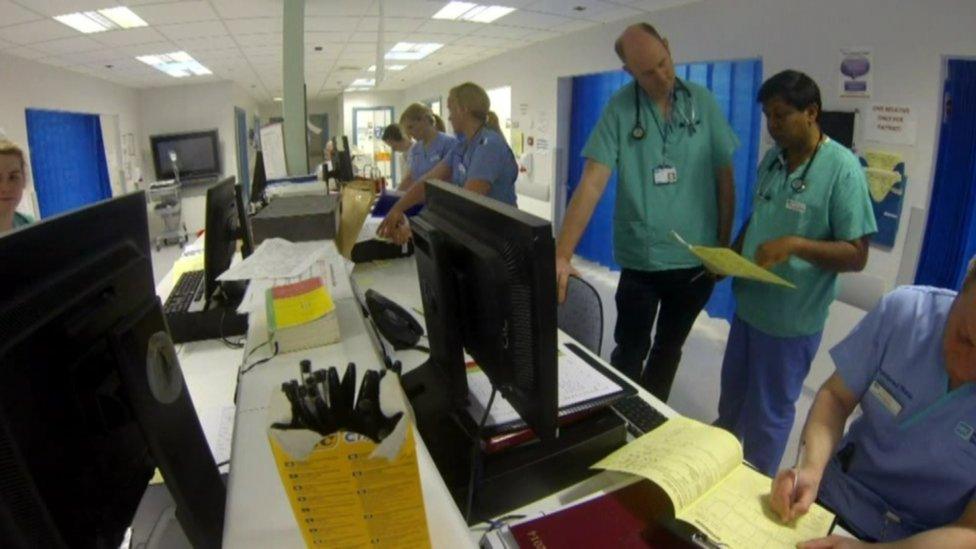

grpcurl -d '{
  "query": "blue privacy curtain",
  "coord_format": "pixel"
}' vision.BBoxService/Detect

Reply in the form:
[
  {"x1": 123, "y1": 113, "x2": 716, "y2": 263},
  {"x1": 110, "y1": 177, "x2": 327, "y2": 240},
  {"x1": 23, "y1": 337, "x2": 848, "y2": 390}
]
[
  {"x1": 567, "y1": 58, "x2": 763, "y2": 320},
  {"x1": 25, "y1": 108, "x2": 112, "y2": 218},
  {"x1": 915, "y1": 59, "x2": 976, "y2": 290}
]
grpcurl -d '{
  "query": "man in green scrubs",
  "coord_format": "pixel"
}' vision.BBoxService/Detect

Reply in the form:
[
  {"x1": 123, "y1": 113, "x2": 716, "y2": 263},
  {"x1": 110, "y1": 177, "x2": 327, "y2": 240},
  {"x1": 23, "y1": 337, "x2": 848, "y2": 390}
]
[
  {"x1": 715, "y1": 70, "x2": 877, "y2": 475},
  {"x1": 555, "y1": 22, "x2": 738, "y2": 400}
]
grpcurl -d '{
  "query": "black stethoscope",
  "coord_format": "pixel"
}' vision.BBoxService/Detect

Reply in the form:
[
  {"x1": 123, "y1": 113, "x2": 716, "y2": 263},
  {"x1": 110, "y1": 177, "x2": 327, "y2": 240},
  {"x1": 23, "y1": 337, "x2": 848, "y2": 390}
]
[
  {"x1": 631, "y1": 79, "x2": 697, "y2": 141},
  {"x1": 759, "y1": 132, "x2": 825, "y2": 200}
]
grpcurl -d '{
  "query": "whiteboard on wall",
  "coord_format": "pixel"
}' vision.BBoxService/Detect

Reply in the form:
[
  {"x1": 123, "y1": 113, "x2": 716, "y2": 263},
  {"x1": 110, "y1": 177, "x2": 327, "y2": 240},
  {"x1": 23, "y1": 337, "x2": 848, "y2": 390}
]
[{"x1": 259, "y1": 122, "x2": 287, "y2": 179}]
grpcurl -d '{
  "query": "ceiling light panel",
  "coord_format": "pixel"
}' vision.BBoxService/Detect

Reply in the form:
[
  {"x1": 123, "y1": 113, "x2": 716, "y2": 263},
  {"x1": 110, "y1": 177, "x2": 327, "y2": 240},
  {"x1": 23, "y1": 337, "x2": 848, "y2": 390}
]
[
  {"x1": 432, "y1": 2, "x2": 515, "y2": 23},
  {"x1": 367, "y1": 65, "x2": 406, "y2": 71},
  {"x1": 54, "y1": 6, "x2": 147, "y2": 34},
  {"x1": 136, "y1": 51, "x2": 212, "y2": 78},
  {"x1": 385, "y1": 42, "x2": 443, "y2": 60}
]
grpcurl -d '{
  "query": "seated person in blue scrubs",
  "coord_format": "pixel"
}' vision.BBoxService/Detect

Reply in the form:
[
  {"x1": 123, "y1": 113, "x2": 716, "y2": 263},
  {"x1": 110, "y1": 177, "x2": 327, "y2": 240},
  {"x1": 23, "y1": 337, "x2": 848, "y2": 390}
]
[
  {"x1": 0, "y1": 139, "x2": 33, "y2": 234},
  {"x1": 769, "y1": 268, "x2": 976, "y2": 547},
  {"x1": 392, "y1": 103, "x2": 457, "y2": 193},
  {"x1": 377, "y1": 81, "x2": 518, "y2": 244}
]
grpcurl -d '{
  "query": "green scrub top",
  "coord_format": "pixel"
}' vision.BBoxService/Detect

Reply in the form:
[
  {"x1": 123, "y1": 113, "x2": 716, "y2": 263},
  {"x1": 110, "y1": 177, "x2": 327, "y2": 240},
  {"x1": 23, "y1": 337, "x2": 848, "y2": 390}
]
[
  {"x1": 733, "y1": 138, "x2": 877, "y2": 337},
  {"x1": 582, "y1": 78, "x2": 738, "y2": 272}
]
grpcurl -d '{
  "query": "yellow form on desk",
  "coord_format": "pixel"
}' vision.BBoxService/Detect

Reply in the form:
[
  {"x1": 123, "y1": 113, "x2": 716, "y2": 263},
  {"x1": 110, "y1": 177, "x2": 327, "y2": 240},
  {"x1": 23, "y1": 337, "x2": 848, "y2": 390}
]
[
  {"x1": 269, "y1": 278, "x2": 335, "y2": 329},
  {"x1": 672, "y1": 231, "x2": 796, "y2": 289},
  {"x1": 595, "y1": 416, "x2": 834, "y2": 549}
]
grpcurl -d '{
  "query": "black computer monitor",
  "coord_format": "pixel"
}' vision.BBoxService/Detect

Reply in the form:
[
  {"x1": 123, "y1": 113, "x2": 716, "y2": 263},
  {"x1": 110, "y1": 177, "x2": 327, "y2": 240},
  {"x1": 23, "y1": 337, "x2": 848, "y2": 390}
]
[
  {"x1": 0, "y1": 193, "x2": 225, "y2": 548},
  {"x1": 408, "y1": 180, "x2": 558, "y2": 441},
  {"x1": 330, "y1": 135, "x2": 355, "y2": 182},
  {"x1": 204, "y1": 176, "x2": 239, "y2": 305},
  {"x1": 150, "y1": 130, "x2": 220, "y2": 181},
  {"x1": 249, "y1": 150, "x2": 268, "y2": 205},
  {"x1": 234, "y1": 182, "x2": 255, "y2": 258},
  {"x1": 821, "y1": 110, "x2": 856, "y2": 149}
]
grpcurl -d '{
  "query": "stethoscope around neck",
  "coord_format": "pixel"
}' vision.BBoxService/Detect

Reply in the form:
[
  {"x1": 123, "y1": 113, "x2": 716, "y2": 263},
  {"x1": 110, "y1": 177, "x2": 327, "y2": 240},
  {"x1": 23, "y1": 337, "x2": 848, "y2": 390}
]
[
  {"x1": 631, "y1": 79, "x2": 697, "y2": 141},
  {"x1": 759, "y1": 132, "x2": 824, "y2": 200}
]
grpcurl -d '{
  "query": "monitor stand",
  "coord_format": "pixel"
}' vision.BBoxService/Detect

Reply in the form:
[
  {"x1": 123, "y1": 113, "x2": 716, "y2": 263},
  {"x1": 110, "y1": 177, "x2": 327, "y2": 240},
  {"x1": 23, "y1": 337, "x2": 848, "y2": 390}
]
[{"x1": 401, "y1": 360, "x2": 627, "y2": 525}]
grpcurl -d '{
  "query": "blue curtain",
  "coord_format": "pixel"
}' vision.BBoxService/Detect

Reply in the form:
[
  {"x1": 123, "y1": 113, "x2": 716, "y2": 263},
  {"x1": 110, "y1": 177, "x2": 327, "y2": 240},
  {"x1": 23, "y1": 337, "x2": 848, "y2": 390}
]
[
  {"x1": 567, "y1": 58, "x2": 763, "y2": 320},
  {"x1": 915, "y1": 59, "x2": 976, "y2": 290},
  {"x1": 25, "y1": 109, "x2": 112, "y2": 218}
]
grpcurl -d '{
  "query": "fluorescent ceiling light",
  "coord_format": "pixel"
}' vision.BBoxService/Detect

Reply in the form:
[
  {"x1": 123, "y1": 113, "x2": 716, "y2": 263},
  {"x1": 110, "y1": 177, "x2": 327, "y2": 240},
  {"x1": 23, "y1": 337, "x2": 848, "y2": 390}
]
[
  {"x1": 345, "y1": 86, "x2": 372, "y2": 92},
  {"x1": 367, "y1": 65, "x2": 406, "y2": 72},
  {"x1": 137, "y1": 51, "x2": 212, "y2": 78},
  {"x1": 54, "y1": 6, "x2": 147, "y2": 33},
  {"x1": 273, "y1": 97, "x2": 283, "y2": 102},
  {"x1": 351, "y1": 78, "x2": 375, "y2": 87},
  {"x1": 432, "y1": 2, "x2": 515, "y2": 23},
  {"x1": 385, "y1": 42, "x2": 442, "y2": 61}
]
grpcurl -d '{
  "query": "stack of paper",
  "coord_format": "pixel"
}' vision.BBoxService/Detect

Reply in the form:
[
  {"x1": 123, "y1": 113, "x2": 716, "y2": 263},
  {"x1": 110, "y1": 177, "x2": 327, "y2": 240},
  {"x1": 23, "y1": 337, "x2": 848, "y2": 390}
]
[
  {"x1": 672, "y1": 231, "x2": 795, "y2": 288},
  {"x1": 266, "y1": 277, "x2": 340, "y2": 352}
]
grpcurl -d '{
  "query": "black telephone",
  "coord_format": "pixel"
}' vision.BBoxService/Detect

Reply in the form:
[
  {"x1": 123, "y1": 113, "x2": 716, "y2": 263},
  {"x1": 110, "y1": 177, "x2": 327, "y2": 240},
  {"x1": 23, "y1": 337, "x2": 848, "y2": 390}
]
[{"x1": 364, "y1": 289, "x2": 425, "y2": 351}]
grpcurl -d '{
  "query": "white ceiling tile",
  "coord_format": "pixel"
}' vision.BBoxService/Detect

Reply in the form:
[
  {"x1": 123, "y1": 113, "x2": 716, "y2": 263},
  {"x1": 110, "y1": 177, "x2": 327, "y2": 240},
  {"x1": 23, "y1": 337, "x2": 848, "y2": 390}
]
[
  {"x1": 548, "y1": 18, "x2": 598, "y2": 34},
  {"x1": 92, "y1": 27, "x2": 169, "y2": 47},
  {"x1": 452, "y1": 34, "x2": 513, "y2": 48},
  {"x1": 304, "y1": 16, "x2": 361, "y2": 33},
  {"x1": 122, "y1": 40, "x2": 181, "y2": 56},
  {"x1": 306, "y1": 0, "x2": 376, "y2": 17},
  {"x1": 2, "y1": 45, "x2": 47, "y2": 59},
  {"x1": 528, "y1": 0, "x2": 617, "y2": 19},
  {"x1": 226, "y1": 17, "x2": 281, "y2": 36},
  {"x1": 341, "y1": 42, "x2": 377, "y2": 54},
  {"x1": 157, "y1": 20, "x2": 228, "y2": 40},
  {"x1": 524, "y1": 29, "x2": 560, "y2": 43},
  {"x1": 14, "y1": 0, "x2": 113, "y2": 17},
  {"x1": 210, "y1": 0, "x2": 282, "y2": 19},
  {"x1": 379, "y1": 1, "x2": 440, "y2": 18},
  {"x1": 347, "y1": 31, "x2": 378, "y2": 44},
  {"x1": 57, "y1": 49, "x2": 127, "y2": 64},
  {"x1": 0, "y1": 1, "x2": 42, "y2": 26},
  {"x1": 0, "y1": 19, "x2": 79, "y2": 45},
  {"x1": 30, "y1": 35, "x2": 104, "y2": 55},
  {"x1": 472, "y1": 24, "x2": 533, "y2": 39},
  {"x1": 177, "y1": 35, "x2": 239, "y2": 52},
  {"x1": 135, "y1": 1, "x2": 219, "y2": 25},
  {"x1": 586, "y1": 6, "x2": 642, "y2": 22},
  {"x1": 416, "y1": 19, "x2": 481, "y2": 36},
  {"x1": 357, "y1": 16, "x2": 426, "y2": 33},
  {"x1": 305, "y1": 30, "x2": 353, "y2": 44},
  {"x1": 507, "y1": 10, "x2": 575, "y2": 30}
]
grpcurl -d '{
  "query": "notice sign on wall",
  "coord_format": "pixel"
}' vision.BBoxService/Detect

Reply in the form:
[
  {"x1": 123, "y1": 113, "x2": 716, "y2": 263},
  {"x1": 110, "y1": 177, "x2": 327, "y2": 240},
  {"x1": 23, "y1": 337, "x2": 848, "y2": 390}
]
[{"x1": 864, "y1": 103, "x2": 917, "y2": 145}]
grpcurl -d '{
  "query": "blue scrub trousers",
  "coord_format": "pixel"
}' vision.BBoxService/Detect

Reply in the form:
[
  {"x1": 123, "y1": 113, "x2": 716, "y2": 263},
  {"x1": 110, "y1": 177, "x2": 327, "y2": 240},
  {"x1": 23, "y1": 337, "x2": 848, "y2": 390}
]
[{"x1": 715, "y1": 315, "x2": 823, "y2": 475}]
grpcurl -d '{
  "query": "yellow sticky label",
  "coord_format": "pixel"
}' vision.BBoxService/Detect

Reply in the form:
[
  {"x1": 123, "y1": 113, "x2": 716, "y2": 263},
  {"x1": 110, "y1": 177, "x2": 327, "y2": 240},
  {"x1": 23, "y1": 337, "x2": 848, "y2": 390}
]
[{"x1": 270, "y1": 278, "x2": 335, "y2": 330}]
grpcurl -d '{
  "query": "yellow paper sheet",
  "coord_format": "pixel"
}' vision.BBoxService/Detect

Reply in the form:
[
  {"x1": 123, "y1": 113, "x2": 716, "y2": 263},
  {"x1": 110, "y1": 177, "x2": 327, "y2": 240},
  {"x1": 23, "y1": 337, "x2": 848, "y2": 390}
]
[
  {"x1": 272, "y1": 283, "x2": 335, "y2": 329},
  {"x1": 864, "y1": 150, "x2": 903, "y2": 171},
  {"x1": 679, "y1": 465, "x2": 836, "y2": 549},
  {"x1": 171, "y1": 253, "x2": 204, "y2": 279},
  {"x1": 865, "y1": 167, "x2": 902, "y2": 202},
  {"x1": 672, "y1": 231, "x2": 796, "y2": 289},
  {"x1": 594, "y1": 416, "x2": 742, "y2": 510}
]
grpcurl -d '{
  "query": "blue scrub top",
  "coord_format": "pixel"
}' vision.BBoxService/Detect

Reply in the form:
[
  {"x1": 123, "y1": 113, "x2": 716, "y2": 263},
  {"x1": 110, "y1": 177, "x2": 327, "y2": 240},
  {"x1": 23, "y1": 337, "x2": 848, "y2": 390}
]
[
  {"x1": 408, "y1": 132, "x2": 457, "y2": 180},
  {"x1": 820, "y1": 286, "x2": 976, "y2": 541},
  {"x1": 447, "y1": 127, "x2": 518, "y2": 207}
]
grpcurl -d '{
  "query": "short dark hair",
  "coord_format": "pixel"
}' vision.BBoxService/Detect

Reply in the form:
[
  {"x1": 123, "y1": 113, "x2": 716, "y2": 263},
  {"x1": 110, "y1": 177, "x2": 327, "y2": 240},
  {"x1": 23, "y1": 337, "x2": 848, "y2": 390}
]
[
  {"x1": 757, "y1": 70, "x2": 822, "y2": 119},
  {"x1": 614, "y1": 23, "x2": 663, "y2": 63},
  {"x1": 381, "y1": 123, "x2": 403, "y2": 142}
]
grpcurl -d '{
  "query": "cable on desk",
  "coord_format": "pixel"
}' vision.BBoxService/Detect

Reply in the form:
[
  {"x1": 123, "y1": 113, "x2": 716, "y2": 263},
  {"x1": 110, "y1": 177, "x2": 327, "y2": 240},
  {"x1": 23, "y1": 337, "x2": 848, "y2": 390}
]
[
  {"x1": 240, "y1": 342, "x2": 279, "y2": 375},
  {"x1": 219, "y1": 308, "x2": 246, "y2": 349},
  {"x1": 465, "y1": 386, "x2": 498, "y2": 524},
  {"x1": 411, "y1": 344, "x2": 431, "y2": 354}
]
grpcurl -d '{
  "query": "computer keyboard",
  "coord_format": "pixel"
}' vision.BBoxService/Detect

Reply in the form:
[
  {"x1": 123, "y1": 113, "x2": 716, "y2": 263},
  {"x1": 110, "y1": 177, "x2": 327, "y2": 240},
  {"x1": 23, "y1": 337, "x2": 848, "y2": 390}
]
[
  {"x1": 163, "y1": 270, "x2": 205, "y2": 314},
  {"x1": 610, "y1": 395, "x2": 668, "y2": 437}
]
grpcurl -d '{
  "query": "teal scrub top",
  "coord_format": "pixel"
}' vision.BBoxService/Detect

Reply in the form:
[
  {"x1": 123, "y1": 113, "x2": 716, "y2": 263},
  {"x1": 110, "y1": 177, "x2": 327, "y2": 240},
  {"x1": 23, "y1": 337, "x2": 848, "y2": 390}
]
[
  {"x1": 582, "y1": 78, "x2": 738, "y2": 272},
  {"x1": 12, "y1": 211, "x2": 33, "y2": 229},
  {"x1": 733, "y1": 139, "x2": 877, "y2": 337},
  {"x1": 820, "y1": 286, "x2": 976, "y2": 541}
]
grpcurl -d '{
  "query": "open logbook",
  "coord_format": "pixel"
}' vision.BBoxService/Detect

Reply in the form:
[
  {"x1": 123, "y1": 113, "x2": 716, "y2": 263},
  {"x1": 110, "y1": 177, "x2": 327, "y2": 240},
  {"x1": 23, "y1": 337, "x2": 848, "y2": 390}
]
[{"x1": 594, "y1": 416, "x2": 834, "y2": 548}]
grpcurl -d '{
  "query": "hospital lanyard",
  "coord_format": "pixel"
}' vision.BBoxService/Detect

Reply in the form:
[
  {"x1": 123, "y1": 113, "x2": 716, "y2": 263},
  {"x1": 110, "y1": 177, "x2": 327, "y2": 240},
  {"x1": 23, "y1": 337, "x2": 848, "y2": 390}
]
[
  {"x1": 460, "y1": 124, "x2": 487, "y2": 166},
  {"x1": 760, "y1": 132, "x2": 824, "y2": 201}
]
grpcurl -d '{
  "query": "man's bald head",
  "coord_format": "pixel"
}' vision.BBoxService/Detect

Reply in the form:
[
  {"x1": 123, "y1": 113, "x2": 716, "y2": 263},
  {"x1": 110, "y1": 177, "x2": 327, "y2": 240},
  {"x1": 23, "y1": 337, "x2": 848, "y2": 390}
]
[{"x1": 615, "y1": 23, "x2": 665, "y2": 63}]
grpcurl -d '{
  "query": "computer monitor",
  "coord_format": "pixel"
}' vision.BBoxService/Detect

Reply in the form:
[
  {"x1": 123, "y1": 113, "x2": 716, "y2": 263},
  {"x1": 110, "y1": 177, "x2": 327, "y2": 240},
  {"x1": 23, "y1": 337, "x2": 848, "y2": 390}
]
[
  {"x1": 0, "y1": 193, "x2": 225, "y2": 548},
  {"x1": 820, "y1": 110, "x2": 856, "y2": 149},
  {"x1": 249, "y1": 150, "x2": 268, "y2": 206},
  {"x1": 330, "y1": 135, "x2": 355, "y2": 182},
  {"x1": 204, "y1": 176, "x2": 240, "y2": 305},
  {"x1": 150, "y1": 130, "x2": 220, "y2": 181},
  {"x1": 408, "y1": 180, "x2": 558, "y2": 441},
  {"x1": 234, "y1": 182, "x2": 255, "y2": 258}
]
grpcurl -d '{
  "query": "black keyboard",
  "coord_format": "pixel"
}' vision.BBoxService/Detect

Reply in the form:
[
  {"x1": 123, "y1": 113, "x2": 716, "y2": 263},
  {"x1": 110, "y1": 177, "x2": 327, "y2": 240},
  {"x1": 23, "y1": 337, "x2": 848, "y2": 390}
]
[
  {"x1": 163, "y1": 270, "x2": 206, "y2": 314},
  {"x1": 611, "y1": 395, "x2": 668, "y2": 436}
]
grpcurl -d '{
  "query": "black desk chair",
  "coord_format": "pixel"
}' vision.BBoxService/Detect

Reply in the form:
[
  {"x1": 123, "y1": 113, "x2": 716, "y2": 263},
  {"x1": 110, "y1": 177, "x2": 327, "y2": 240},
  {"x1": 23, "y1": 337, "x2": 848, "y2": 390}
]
[{"x1": 557, "y1": 275, "x2": 604, "y2": 356}]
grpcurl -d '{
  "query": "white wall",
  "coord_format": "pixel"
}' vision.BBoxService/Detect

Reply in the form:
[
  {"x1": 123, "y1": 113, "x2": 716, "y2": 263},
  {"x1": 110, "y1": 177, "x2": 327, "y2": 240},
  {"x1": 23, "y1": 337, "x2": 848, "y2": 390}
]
[
  {"x1": 140, "y1": 81, "x2": 260, "y2": 233},
  {"x1": 0, "y1": 52, "x2": 141, "y2": 219},
  {"x1": 401, "y1": 0, "x2": 976, "y2": 289}
]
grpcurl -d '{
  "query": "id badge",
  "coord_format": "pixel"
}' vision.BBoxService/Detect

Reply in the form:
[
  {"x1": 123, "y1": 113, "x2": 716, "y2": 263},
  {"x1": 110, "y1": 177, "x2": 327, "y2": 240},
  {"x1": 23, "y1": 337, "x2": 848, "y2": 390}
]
[
  {"x1": 653, "y1": 164, "x2": 678, "y2": 185},
  {"x1": 785, "y1": 198, "x2": 807, "y2": 214},
  {"x1": 869, "y1": 379, "x2": 903, "y2": 416}
]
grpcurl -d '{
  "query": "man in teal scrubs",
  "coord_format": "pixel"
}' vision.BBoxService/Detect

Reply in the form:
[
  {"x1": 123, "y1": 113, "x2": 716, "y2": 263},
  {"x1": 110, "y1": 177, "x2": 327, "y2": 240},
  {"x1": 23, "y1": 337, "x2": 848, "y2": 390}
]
[
  {"x1": 716, "y1": 70, "x2": 877, "y2": 475},
  {"x1": 555, "y1": 22, "x2": 738, "y2": 400}
]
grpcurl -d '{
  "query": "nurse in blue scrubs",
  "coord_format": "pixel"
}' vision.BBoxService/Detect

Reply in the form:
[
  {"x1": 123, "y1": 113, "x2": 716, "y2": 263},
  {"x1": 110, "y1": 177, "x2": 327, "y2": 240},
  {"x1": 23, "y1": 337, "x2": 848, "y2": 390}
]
[
  {"x1": 392, "y1": 103, "x2": 457, "y2": 193},
  {"x1": 0, "y1": 139, "x2": 33, "y2": 234},
  {"x1": 769, "y1": 265, "x2": 976, "y2": 547},
  {"x1": 377, "y1": 81, "x2": 518, "y2": 244}
]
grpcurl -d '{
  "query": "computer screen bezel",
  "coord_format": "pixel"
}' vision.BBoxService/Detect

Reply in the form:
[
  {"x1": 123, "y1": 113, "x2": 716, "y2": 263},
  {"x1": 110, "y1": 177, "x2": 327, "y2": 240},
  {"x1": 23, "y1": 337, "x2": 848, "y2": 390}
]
[{"x1": 149, "y1": 129, "x2": 220, "y2": 181}]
